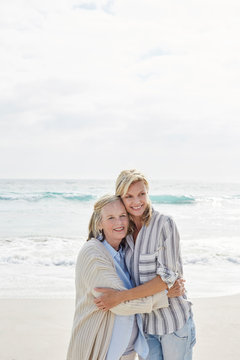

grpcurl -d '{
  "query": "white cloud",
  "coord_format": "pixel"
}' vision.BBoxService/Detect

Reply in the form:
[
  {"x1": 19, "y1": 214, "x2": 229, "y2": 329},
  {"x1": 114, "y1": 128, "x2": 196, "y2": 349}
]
[{"x1": 0, "y1": 0, "x2": 240, "y2": 180}]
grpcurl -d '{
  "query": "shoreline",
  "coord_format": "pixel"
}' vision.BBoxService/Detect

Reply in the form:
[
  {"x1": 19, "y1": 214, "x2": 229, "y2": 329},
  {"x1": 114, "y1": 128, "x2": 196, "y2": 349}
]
[{"x1": 0, "y1": 294, "x2": 239, "y2": 360}]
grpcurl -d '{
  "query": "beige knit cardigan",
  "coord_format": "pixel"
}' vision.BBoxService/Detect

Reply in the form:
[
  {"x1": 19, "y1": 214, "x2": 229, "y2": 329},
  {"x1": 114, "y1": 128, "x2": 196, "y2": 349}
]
[{"x1": 66, "y1": 239, "x2": 168, "y2": 360}]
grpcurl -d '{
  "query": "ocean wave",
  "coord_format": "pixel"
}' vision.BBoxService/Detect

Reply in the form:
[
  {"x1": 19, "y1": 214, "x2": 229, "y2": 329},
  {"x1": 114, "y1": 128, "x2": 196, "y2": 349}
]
[
  {"x1": 183, "y1": 254, "x2": 240, "y2": 265},
  {"x1": 2, "y1": 254, "x2": 239, "y2": 267},
  {"x1": 0, "y1": 192, "x2": 95, "y2": 202},
  {"x1": 1, "y1": 192, "x2": 195, "y2": 204},
  {"x1": 150, "y1": 195, "x2": 195, "y2": 204},
  {"x1": 1, "y1": 238, "x2": 239, "y2": 268},
  {"x1": 1, "y1": 192, "x2": 240, "y2": 205},
  {"x1": 0, "y1": 255, "x2": 75, "y2": 267},
  {"x1": 226, "y1": 257, "x2": 240, "y2": 265},
  {"x1": 0, "y1": 236, "x2": 84, "y2": 267}
]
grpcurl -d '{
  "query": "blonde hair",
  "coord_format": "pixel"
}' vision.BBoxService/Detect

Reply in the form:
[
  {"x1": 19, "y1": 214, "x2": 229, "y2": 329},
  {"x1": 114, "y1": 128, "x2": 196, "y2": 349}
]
[
  {"x1": 87, "y1": 194, "x2": 126, "y2": 241},
  {"x1": 115, "y1": 169, "x2": 152, "y2": 227}
]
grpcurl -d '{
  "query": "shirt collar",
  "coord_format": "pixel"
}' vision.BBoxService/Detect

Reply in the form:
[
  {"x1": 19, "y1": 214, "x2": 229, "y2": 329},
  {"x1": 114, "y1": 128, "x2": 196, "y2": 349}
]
[{"x1": 102, "y1": 239, "x2": 124, "y2": 259}]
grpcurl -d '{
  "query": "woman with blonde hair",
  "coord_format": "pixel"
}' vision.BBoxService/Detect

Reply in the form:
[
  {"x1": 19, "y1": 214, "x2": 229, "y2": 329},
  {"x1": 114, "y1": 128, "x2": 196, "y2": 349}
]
[
  {"x1": 94, "y1": 170, "x2": 196, "y2": 360},
  {"x1": 67, "y1": 194, "x2": 183, "y2": 360}
]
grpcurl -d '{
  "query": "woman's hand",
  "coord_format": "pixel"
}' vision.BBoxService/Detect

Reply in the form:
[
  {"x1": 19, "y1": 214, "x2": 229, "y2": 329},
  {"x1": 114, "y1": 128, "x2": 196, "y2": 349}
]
[
  {"x1": 94, "y1": 288, "x2": 122, "y2": 311},
  {"x1": 167, "y1": 278, "x2": 186, "y2": 298}
]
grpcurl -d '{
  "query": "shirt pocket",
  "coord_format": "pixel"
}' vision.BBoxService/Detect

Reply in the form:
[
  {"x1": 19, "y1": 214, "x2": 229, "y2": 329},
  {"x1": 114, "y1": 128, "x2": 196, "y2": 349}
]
[{"x1": 139, "y1": 252, "x2": 158, "y2": 284}]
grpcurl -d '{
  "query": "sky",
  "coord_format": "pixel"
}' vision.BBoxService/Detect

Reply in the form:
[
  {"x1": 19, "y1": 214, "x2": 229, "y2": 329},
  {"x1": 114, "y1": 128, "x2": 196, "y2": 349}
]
[{"x1": 1, "y1": 0, "x2": 240, "y2": 181}]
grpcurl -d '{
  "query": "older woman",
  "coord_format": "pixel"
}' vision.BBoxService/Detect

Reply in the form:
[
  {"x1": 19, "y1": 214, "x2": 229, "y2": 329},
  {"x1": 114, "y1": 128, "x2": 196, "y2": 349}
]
[
  {"x1": 95, "y1": 170, "x2": 196, "y2": 360},
  {"x1": 67, "y1": 195, "x2": 182, "y2": 360}
]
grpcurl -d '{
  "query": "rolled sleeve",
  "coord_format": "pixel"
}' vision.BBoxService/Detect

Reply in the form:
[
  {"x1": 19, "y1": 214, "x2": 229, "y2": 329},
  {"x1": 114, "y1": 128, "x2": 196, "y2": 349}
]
[{"x1": 156, "y1": 218, "x2": 181, "y2": 289}]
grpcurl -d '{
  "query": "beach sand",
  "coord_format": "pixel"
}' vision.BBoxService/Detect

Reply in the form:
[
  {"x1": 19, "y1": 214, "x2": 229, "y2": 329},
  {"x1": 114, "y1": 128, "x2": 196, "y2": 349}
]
[{"x1": 0, "y1": 294, "x2": 239, "y2": 360}]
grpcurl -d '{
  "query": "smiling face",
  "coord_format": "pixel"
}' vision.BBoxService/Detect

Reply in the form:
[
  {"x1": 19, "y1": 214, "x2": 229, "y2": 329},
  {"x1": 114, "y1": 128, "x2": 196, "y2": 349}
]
[
  {"x1": 99, "y1": 199, "x2": 129, "y2": 250},
  {"x1": 121, "y1": 180, "x2": 149, "y2": 219}
]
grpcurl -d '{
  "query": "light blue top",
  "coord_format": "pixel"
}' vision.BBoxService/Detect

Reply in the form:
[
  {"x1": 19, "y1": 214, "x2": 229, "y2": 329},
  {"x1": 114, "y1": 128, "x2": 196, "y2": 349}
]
[{"x1": 102, "y1": 240, "x2": 149, "y2": 360}]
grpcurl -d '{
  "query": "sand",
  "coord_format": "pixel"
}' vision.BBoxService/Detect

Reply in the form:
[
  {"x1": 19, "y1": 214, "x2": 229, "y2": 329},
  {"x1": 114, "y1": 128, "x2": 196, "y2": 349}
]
[{"x1": 0, "y1": 294, "x2": 239, "y2": 360}]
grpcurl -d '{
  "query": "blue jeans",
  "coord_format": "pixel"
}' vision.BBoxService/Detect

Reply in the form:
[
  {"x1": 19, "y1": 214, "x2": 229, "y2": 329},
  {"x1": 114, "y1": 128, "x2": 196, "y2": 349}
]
[{"x1": 145, "y1": 316, "x2": 196, "y2": 360}]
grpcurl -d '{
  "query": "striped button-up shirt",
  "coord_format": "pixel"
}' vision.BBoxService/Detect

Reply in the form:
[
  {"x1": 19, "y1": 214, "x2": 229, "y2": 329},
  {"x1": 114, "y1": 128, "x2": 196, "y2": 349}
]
[{"x1": 125, "y1": 209, "x2": 192, "y2": 335}]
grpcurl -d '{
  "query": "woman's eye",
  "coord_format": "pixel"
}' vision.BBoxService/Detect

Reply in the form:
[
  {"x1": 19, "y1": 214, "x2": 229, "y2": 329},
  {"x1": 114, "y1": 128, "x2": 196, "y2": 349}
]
[
  {"x1": 125, "y1": 195, "x2": 132, "y2": 199},
  {"x1": 120, "y1": 214, "x2": 127, "y2": 217}
]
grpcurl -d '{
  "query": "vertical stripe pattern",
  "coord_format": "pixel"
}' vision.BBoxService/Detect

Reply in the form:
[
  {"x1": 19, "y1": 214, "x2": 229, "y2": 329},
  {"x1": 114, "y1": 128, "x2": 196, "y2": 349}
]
[
  {"x1": 125, "y1": 210, "x2": 192, "y2": 335},
  {"x1": 67, "y1": 239, "x2": 169, "y2": 360}
]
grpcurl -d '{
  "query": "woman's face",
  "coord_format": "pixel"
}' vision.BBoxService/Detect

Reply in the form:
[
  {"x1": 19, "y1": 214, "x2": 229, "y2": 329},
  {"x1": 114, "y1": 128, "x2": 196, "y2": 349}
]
[
  {"x1": 100, "y1": 200, "x2": 129, "y2": 250},
  {"x1": 121, "y1": 180, "x2": 148, "y2": 218}
]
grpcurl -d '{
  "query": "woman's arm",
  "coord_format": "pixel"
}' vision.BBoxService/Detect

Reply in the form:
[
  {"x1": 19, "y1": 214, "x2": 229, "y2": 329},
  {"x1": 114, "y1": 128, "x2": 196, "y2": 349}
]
[
  {"x1": 78, "y1": 244, "x2": 169, "y2": 316},
  {"x1": 94, "y1": 277, "x2": 185, "y2": 310},
  {"x1": 118, "y1": 275, "x2": 168, "y2": 300},
  {"x1": 94, "y1": 218, "x2": 185, "y2": 310},
  {"x1": 95, "y1": 275, "x2": 167, "y2": 304},
  {"x1": 156, "y1": 217, "x2": 182, "y2": 288}
]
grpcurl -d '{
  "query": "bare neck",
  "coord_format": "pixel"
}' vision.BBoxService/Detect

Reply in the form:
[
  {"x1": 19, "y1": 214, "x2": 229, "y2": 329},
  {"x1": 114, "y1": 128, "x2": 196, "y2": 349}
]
[{"x1": 132, "y1": 217, "x2": 143, "y2": 242}]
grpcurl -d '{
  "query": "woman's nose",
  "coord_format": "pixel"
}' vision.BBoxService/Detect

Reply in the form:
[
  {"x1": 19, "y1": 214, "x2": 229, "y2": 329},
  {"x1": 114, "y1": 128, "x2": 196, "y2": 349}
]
[
  {"x1": 133, "y1": 197, "x2": 141, "y2": 205},
  {"x1": 116, "y1": 217, "x2": 124, "y2": 225}
]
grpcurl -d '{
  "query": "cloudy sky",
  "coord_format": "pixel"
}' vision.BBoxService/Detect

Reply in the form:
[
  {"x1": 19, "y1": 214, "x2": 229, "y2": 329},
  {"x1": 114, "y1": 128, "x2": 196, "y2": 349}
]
[{"x1": 1, "y1": 0, "x2": 240, "y2": 181}]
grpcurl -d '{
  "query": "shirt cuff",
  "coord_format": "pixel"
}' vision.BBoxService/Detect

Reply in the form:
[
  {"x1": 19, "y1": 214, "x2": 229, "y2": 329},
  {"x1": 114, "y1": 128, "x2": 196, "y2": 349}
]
[
  {"x1": 152, "y1": 291, "x2": 169, "y2": 309},
  {"x1": 156, "y1": 269, "x2": 178, "y2": 289}
]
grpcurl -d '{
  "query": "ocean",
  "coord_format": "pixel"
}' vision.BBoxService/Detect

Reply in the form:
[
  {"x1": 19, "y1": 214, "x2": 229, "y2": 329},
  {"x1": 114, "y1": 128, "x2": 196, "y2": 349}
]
[{"x1": 0, "y1": 179, "x2": 239, "y2": 299}]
